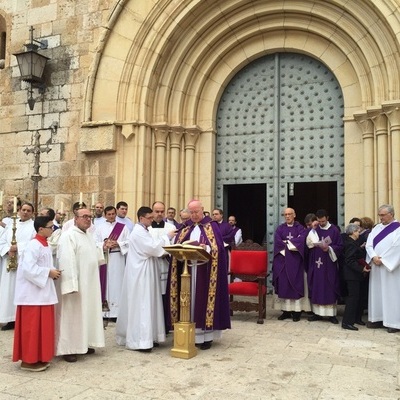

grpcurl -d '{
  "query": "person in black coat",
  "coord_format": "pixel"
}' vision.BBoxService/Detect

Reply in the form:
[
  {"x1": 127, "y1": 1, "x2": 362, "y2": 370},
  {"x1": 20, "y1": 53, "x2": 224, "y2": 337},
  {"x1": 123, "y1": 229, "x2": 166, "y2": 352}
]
[{"x1": 342, "y1": 224, "x2": 371, "y2": 331}]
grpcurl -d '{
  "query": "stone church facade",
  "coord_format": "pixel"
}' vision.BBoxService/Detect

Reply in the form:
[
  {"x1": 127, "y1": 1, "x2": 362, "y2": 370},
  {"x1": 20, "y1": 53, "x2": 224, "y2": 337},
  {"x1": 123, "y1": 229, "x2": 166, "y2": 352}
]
[{"x1": 0, "y1": 0, "x2": 400, "y2": 236}]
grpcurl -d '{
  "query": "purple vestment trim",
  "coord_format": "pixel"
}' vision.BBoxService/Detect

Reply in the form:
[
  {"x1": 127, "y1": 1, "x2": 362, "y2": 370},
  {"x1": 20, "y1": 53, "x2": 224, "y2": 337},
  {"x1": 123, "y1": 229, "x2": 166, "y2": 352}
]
[
  {"x1": 372, "y1": 221, "x2": 400, "y2": 248},
  {"x1": 108, "y1": 222, "x2": 125, "y2": 240}
]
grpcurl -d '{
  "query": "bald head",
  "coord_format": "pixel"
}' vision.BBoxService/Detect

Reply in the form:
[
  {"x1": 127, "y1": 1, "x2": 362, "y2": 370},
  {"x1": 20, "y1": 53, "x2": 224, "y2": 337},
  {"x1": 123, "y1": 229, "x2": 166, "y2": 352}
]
[{"x1": 188, "y1": 199, "x2": 204, "y2": 223}]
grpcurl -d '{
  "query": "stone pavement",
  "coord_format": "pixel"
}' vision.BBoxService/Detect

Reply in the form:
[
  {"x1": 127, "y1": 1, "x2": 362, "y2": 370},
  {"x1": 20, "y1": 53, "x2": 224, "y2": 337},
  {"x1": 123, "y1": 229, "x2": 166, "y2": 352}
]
[{"x1": 0, "y1": 300, "x2": 399, "y2": 400}]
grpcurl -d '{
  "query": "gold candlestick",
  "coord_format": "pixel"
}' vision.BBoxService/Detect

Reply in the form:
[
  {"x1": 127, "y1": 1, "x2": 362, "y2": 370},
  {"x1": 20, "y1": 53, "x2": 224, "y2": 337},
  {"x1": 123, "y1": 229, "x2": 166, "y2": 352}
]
[
  {"x1": 59, "y1": 212, "x2": 66, "y2": 229},
  {"x1": 91, "y1": 204, "x2": 96, "y2": 223},
  {"x1": 7, "y1": 212, "x2": 18, "y2": 272}
]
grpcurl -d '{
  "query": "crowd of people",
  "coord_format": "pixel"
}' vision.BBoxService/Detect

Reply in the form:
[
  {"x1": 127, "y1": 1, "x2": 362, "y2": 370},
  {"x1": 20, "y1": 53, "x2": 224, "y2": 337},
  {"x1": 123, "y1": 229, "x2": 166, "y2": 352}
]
[
  {"x1": 272, "y1": 205, "x2": 400, "y2": 334},
  {"x1": 0, "y1": 197, "x2": 241, "y2": 371},
  {"x1": 1, "y1": 196, "x2": 399, "y2": 372}
]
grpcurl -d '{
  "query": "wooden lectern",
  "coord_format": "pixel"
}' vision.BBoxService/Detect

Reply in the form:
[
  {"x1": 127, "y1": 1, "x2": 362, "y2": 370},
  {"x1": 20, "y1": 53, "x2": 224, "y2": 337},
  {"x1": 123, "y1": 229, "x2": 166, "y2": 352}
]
[{"x1": 163, "y1": 245, "x2": 211, "y2": 359}]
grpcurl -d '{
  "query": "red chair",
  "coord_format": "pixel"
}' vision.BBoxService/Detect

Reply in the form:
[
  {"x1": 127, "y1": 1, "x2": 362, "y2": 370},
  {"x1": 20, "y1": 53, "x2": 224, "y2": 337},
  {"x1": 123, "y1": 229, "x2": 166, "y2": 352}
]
[{"x1": 228, "y1": 249, "x2": 268, "y2": 324}]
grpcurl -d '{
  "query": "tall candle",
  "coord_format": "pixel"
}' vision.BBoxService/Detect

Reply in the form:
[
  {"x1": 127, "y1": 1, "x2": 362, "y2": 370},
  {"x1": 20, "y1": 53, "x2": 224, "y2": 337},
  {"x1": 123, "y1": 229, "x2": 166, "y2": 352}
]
[
  {"x1": 79, "y1": 192, "x2": 83, "y2": 204},
  {"x1": 92, "y1": 193, "x2": 95, "y2": 206},
  {"x1": 60, "y1": 201, "x2": 64, "y2": 214},
  {"x1": 13, "y1": 196, "x2": 17, "y2": 213},
  {"x1": 0, "y1": 191, "x2": 3, "y2": 205}
]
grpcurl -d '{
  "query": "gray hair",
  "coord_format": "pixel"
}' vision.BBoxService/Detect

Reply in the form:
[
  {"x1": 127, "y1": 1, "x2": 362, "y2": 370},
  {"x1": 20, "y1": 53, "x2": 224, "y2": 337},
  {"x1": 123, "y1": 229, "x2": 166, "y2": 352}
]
[
  {"x1": 345, "y1": 223, "x2": 360, "y2": 235},
  {"x1": 378, "y1": 204, "x2": 394, "y2": 216}
]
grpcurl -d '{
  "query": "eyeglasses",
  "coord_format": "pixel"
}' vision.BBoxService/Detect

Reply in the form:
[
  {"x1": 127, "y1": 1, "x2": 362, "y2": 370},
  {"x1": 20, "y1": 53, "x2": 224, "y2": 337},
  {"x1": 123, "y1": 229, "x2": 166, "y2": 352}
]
[
  {"x1": 378, "y1": 213, "x2": 390, "y2": 217},
  {"x1": 283, "y1": 213, "x2": 294, "y2": 216},
  {"x1": 142, "y1": 215, "x2": 154, "y2": 220},
  {"x1": 77, "y1": 215, "x2": 92, "y2": 220},
  {"x1": 43, "y1": 225, "x2": 54, "y2": 230}
]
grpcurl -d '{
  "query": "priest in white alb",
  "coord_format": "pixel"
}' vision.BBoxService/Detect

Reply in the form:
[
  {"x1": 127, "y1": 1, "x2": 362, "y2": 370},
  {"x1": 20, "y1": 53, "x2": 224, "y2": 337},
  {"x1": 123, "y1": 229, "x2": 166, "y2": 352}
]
[
  {"x1": 366, "y1": 204, "x2": 400, "y2": 333},
  {"x1": 0, "y1": 202, "x2": 36, "y2": 331},
  {"x1": 56, "y1": 208, "x2": 105, "y2": 362},
  {"x1": 95, "y1": 205, "x2": 129, "y2": 320},
  {"x1": 116, "y1": 206, "x2": 176, "y2": 351}
]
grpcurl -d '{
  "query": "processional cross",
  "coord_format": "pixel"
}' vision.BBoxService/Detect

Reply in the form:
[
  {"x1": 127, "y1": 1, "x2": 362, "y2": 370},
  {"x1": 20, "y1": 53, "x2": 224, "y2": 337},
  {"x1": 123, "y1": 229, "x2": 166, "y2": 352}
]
[{"x1": 24, "y1": 130, "x2": 53, "y2": 214}]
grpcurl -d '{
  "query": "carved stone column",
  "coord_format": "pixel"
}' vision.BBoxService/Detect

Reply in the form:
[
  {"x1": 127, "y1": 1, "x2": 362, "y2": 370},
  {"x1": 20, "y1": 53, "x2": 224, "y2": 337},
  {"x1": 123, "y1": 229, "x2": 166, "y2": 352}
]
[
  {"x1": 153, "y1": 126, "x2": 170, "y2": 201},
  {"x1": 184, "y1": 128, "x2": 200, "y2": 202},
  {"x1": 169, "y1": 126, "x2": 184, "y2": 209},
  {"x1": 383, "y1": 103, "x2": 400, "y2": 213},
  {"x1": 369, "y1": 110, "x2": 388, "y2": 206},
  {"x1": 354, "y1": 113, "x2": 375, "y2": 218}
]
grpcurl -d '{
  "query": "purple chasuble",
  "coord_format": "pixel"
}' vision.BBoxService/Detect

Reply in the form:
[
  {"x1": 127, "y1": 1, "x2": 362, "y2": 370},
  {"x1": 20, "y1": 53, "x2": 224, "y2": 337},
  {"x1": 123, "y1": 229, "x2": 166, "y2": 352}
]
[
  {"x1": 307, "y1": 224, "x2": 343, "y2": 305},
  {"x1": 273, "y1": 222, "x2": 307, "y2": 299},
  {"x1": 166, "y1": 216, "x2": 231, "y2": 331}
]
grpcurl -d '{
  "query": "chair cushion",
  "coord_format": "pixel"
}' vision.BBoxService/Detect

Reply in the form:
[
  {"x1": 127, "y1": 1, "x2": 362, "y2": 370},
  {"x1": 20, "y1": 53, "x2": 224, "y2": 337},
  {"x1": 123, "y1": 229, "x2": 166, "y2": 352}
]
[{"x1": 229, "y1": 282, "x2": 267, "y2": 296}]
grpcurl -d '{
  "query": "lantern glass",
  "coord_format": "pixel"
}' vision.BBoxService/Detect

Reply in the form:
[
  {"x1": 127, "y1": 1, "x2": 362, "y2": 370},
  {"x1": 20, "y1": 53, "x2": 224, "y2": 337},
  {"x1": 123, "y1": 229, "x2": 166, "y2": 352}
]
[{"x1": 14, "y1": 50, "x2": 49, "y2": 83}]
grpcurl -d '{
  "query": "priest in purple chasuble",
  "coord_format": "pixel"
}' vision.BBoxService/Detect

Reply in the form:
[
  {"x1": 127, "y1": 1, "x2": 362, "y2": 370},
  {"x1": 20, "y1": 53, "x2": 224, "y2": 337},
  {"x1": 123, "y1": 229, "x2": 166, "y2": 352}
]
[
  {"x1": 366, "y1": 204, "x2": 400, "y2": 331},
  {"x1": 306, "y1": 209, "x2": 343, "y2": 322},
  {"x1": 272, "y1": 208, "x2": 310, "y2": 321},
  {"x1": 167, "y1": 200, "x2": 231, "y2": 350}
]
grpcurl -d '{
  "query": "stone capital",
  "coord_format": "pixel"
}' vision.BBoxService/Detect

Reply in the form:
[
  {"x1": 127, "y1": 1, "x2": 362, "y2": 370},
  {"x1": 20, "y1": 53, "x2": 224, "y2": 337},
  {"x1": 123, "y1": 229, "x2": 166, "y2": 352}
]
[
  {"x1": 184, "y1": 127, "x2": 201, "y2": 150},
  {"x1": 382, "y1": 102, "x2": 400, "y2": 129},
  {"x1": 353, "y1": 112, "x2": 374, "y2": 140}
]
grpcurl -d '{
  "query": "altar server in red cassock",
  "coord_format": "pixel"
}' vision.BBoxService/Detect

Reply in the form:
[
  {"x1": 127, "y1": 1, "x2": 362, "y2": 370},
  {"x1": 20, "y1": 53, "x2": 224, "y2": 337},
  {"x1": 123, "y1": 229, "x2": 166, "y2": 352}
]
[{"x1": 12, "y1": 216, "x2": 61, "y2": 372}]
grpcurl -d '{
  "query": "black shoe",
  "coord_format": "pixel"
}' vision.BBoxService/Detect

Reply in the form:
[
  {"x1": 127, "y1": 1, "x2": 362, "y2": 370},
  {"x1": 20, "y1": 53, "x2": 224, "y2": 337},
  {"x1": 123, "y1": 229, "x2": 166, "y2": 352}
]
[
  {"x1": 355, "y1": 320, "x2": 366, "y2": 326},
  {"x1": 308, "y1": 314, "x2": 323, "y2": 322},
  {"x1": 366, "y1": 321, "x2": 383, "y2": 329},
  {"x1": 342, "y1": 323, "x2": 358, "y2": 331},
  {"x1": 199, "y1": 341, "x2": 213, "y2": 350},
  {"x1": 292, "y1": 312, "x2": 301, "y2": 322},
  {"x1": 153, "y1": 342, "x2": 160, "y2": 347},
  {"x1": 1, "y1": 322, "x2": 15, "y2": 331},
  {"x1": 387, "y1": 328, "x2": 400, "y2": 333},
  {"x1": 329, "y1": 316, "x2": 339, "y2": 324},
  {"x1": 86, "y1": 348, "x2": 95, "y2": 354},
  {"x1": 278, "y1": 311, "x2": 292, "y2": 321},
  {"x1": 137, "y1": 348, "x2": 152, "y2": 352},
  {"x1": 63, "y1": 354, "x2": 78, "y2": 363}
]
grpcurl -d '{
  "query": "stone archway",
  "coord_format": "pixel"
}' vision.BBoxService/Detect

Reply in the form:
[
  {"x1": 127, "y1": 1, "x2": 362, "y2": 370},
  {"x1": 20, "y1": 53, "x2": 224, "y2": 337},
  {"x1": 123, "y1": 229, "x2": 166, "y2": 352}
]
[{"x1": 84, "y1": 0, "x2": 400, "y2": 216}]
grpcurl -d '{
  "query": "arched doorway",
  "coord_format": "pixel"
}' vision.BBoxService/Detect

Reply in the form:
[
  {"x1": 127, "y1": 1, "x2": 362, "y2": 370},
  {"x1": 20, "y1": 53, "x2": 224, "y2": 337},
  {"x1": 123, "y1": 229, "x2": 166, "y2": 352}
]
[{"x1": 216, "y1": 52, "x2": 344, "y2": 251}]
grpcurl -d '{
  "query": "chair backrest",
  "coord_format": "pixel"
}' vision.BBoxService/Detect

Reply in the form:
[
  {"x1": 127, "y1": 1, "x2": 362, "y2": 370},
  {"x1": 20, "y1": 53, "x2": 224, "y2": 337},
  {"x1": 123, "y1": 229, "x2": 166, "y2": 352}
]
[{"x1": 230, "y1": 250, "x2": 268, "y2": 275}]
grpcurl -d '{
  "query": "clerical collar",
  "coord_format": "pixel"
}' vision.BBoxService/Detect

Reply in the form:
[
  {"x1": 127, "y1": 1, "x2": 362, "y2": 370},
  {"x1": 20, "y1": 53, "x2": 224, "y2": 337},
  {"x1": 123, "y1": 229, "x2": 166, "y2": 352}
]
[
  {"x1": 286, "y1": 223, "x2": 294, "y2": 227},
  {"x1": 152, "y1": 220, "x2": 165, "y2": 228},
  {"x1": 320, "y1": 222, "x2": 331, "y2": 230}
]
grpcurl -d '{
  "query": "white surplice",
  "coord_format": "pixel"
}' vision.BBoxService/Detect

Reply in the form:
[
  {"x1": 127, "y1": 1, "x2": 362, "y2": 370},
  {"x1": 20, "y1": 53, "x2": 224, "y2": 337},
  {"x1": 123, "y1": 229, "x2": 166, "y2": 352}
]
[
  {"x1": 0, "y1": 219, "x2": 36, "y2": 323},
  {"x1": 95, "y1": 221, "x2": 130, "y2": 318},
  {"x1": 148, "y1": 222, "x2": 175, "y2": 294},
  {"x1": 366, "y1": 220, "x2": 400, "y2": 329},
  {"x1": 55, "y1": 226, "x2": 105, "y2": 355},
  {"x1": 116, "y1": 224, "x2": 170, "y2": 350}
]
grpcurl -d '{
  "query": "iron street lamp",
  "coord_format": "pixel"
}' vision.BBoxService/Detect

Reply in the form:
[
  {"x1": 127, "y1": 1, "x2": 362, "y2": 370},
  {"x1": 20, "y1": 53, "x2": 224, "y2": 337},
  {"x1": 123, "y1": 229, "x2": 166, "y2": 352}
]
[{"x1": 13, "y1": 26, "x2": 50, "y2": 110}]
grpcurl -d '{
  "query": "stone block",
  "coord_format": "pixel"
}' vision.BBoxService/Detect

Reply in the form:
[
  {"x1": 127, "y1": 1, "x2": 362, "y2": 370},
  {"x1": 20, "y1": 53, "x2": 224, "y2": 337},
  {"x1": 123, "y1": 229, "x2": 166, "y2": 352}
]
[{"x1": 80, "y1": 124, "x2": 117, "y2": 153}]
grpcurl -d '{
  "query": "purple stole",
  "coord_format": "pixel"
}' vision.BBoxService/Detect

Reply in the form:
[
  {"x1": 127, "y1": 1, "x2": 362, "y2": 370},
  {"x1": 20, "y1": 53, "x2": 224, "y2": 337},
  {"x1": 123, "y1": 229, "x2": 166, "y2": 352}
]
[
  {"x1": 108, "y1": 222, "x2": 125, "y2": 252},
  {"x1": 372, "y1": 221, "x2": 400, "y2": 248},
  {"x1": 100, "y1": 222, "x2": 125, "y2": 306}
]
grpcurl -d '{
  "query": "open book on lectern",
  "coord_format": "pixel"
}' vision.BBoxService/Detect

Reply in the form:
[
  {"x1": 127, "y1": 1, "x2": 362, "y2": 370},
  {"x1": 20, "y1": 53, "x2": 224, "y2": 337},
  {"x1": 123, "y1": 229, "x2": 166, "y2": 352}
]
[
  {"x1": 163, "y1": 240, "x2": 211, "y2": 262},
  {"x1": 164, "y1": 240, "x2": 202, "y2": 250}
]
